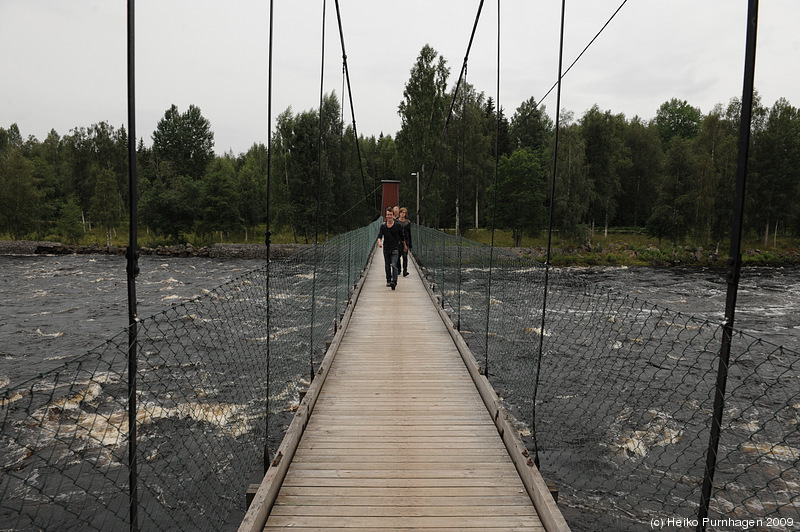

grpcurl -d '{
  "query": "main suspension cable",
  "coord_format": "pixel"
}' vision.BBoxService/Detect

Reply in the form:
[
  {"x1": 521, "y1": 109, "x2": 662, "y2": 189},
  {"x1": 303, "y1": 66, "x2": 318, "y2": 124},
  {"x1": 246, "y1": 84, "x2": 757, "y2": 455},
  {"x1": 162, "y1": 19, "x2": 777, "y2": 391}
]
[
  {"x1": 333, "y1": 0, "x2": 370, "y2": 205},
  {"x1": 420, "y1": 0, "x2": 485, "y2": 217},
  {"x1": 521, "y1": 0, "x2": 628, "y2": 123}
]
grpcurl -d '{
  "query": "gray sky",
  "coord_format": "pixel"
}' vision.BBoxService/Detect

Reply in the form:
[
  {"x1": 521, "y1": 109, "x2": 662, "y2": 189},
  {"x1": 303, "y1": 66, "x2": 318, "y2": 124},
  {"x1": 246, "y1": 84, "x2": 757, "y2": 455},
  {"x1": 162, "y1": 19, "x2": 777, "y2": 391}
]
[{"x1": 1, "y1": 1, "x2": 797, "y2": 156}]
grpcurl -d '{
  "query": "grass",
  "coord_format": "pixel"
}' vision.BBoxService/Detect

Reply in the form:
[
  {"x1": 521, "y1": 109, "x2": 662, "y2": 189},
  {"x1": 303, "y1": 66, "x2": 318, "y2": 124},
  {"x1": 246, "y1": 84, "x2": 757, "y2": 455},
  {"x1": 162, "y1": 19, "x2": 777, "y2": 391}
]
[
  {"x1": 1, "y1": 224, "x2": 301, "y2": 249},
  {"x1": 3, "y1": 226, "x2": 798, "y2": 266},
  {"x1": 458, "y1": 228, "x2": 800, "y2": 267}
]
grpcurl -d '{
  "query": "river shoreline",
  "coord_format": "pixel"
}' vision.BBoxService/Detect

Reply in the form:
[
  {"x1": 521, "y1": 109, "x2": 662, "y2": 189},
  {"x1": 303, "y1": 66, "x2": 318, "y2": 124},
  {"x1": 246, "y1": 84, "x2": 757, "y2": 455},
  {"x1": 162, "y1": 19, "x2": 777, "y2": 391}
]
[
  {"x1": 0, "y1": 240, "x2": 309, "y2": 259},
  {"x1": 1, "y1": 239, "x2": 798, "y2": 266}
]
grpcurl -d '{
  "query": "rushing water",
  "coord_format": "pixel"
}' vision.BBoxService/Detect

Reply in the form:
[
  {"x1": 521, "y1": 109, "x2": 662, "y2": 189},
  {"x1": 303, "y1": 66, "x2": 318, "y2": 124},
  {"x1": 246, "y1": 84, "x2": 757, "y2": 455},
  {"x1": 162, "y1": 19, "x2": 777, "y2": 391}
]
[
  {"x1": 571, "y1": 265, "x2": 800, "y2": 353},
  {"x1": 0, "y1": 254, "x2": 266, "y2": 388},
  {"x1": 1, "y1": 255, "x2": 798, "y2": 530},
  {"x1": 515, "y1": 265, "x2": 799, "y2": 531},
  {"x1": 3, "y1": 255, "x2": 796, "y2": 392}
]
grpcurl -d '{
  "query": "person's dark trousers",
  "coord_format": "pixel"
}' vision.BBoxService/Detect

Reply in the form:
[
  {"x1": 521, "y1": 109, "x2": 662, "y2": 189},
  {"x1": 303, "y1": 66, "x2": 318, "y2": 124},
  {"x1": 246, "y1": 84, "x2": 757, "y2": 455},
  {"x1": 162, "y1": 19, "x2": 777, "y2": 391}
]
[
  {"x1": 400, "y1": 250, "x2": 408, "y2": 274},
  {"x1": 384, "y1": 249, "x2": 399, "y2": 285}
]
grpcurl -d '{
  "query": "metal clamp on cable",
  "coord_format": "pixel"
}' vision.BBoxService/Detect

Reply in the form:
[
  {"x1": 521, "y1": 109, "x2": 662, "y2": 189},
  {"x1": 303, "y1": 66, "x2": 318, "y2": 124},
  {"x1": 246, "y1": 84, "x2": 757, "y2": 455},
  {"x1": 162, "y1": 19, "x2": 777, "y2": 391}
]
[{"x1": 125, "y1": 246, "x2": 140, "y2": 278}]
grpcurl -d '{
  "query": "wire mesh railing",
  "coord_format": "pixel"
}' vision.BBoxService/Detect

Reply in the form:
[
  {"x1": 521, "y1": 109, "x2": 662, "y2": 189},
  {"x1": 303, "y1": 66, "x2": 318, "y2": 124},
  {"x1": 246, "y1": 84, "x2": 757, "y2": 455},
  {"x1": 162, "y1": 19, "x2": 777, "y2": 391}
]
[
  {"x1": 3, "y1": 220, "x2": 795, "y2": 531},
  {"x1": 413, "y1": 224, "x2": 799, "y2": 531},
  {"x1": 0, "y1": 219, "x2": 380, "y2": 531}
]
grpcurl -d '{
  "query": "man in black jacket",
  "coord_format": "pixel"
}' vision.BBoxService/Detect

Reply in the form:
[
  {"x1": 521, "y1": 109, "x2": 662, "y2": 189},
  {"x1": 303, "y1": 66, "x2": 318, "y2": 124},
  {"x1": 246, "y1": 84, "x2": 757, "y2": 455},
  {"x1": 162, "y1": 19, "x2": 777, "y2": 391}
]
[{"x1": 377, "y1": 207, "x2": 406, "y2": 290}]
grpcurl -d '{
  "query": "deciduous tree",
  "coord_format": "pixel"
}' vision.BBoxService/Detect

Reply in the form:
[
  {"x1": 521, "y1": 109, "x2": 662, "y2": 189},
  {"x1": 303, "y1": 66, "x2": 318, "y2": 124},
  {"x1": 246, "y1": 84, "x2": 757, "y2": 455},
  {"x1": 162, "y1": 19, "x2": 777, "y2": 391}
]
[
  {"x1": 581, "y1": 106, "x2": 626, "y2": 237},
  {"x1": 549, "y1": 121, "x2": 590, "y2": 244},
  {"x1": 647, "y1": 137, "x2": 698, "y2": 244},
  {"x1": 57, "y1": 195, "x2": 84, "y2": 244},
  {"x1": 0, "y1": 149, "x2": 40, "y2": 239},
  {"x1": 618, "y1": 117, "x2": 662, "y2": 232},
  {"x1": 510, "y1": 97, "x2": 553, "y2": 153},
  {"x1": 654, "y1": 98, "x2": 702, "y2": 146},
  {"x1": 750, "y1": 97, "x2": 800, "y2": 245},
  {"x1": 152, "y1": 104, "x2": 214, "y2": 181},
  {"x1": 89, "y1": 167, "x2": 123, "y2": 246},
  {"x1": 488, "y1": 149, "x2": 547, "y2": 246},
  {"x1": 199, "y1": 156, "x2": 240, "y2": 240}
]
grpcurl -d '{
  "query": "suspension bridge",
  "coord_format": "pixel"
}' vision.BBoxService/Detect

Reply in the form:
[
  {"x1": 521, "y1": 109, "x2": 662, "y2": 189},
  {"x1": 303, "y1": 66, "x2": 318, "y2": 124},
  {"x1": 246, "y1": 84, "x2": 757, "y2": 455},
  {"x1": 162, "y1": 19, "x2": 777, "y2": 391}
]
[
  {"x1": 240, "y1": 246, "x2": 566, "y2": 531},
  {"x1": 3, "y1": 0, "x2": 798, "y2": 530}
]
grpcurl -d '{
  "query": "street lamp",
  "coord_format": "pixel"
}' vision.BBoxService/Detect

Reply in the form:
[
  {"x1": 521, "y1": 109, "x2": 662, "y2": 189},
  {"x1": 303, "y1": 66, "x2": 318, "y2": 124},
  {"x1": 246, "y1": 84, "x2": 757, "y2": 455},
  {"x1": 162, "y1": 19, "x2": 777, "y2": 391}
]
[{"x1": 411, "y1": 172, "x2": 419, "y2": 225}]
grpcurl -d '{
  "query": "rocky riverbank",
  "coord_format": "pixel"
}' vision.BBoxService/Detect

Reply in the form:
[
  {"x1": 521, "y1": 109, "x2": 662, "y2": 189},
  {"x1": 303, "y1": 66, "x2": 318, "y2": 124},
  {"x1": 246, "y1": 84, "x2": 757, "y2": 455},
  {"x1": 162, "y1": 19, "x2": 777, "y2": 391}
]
[
  {"x1": 2, "y1": 239, "x2": 797, "y2": 266},
  {"x1": 509, "y1": 242, "x2": 800, "y2": 267},
  {"x1": 0, "y1": 240, "x2": 310, "y2": 259}
]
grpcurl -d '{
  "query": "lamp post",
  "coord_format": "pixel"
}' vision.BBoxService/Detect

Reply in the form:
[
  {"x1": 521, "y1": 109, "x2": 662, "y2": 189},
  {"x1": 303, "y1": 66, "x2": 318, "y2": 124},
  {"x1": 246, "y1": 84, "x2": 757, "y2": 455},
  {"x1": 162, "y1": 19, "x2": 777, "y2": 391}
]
[{"x1": 411, "y1": 172, "x2": 419, "y2": 225}]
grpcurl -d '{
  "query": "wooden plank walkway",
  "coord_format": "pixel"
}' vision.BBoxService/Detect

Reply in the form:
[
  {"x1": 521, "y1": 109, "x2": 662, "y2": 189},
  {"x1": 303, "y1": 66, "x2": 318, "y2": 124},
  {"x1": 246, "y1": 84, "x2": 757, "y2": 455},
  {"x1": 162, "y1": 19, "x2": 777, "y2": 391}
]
[{"x1": 241, "y1": 249, "x2": 568, "y2": 531}]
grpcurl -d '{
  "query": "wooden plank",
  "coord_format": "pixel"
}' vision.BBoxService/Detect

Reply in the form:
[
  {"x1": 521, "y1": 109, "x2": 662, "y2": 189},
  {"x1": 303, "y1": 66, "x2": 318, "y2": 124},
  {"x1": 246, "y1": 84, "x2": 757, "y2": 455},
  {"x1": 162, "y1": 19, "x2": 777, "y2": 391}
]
[
  {"x1": 264, "y1": 516, "x2": 544, "y2": 528},
  {"x1": 297, "y1": 441, "x2": 498, "y2": 450},
  {"x1": 297, "y1": 436, "x2": 504, "y2": 445},
  {"x1": 282, "y1": 465, "x2": 521, "y2": 475},
  {"x1": 264, "y1": 526, "x2": 544, "y2": 532},
  {"x1": 280, "y1": 477, "x2": 529, "y2": 488},
  {"x1": 274, "y1": 486, "x2": 532, "y2": 498},
  {"x1": 291, "y1": 452, "x2": 512, "y2": 463},
  {"x1": 269, "y1": 505, "x2": 539, "y2": 517},
  {"x1": 272, "y1": 495, "x2": 535, "y2": 506}
]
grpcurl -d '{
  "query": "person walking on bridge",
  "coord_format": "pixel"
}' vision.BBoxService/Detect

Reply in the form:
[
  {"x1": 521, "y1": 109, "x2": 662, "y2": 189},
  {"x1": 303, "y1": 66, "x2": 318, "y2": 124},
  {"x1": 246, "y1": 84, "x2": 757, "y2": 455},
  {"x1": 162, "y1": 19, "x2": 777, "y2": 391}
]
[
  {"x1": 378, "y1": 207, "x2": 406, "y2": 290},
  {"x1": 396, "y1": 207, "x2": 412, "y2": 277}
]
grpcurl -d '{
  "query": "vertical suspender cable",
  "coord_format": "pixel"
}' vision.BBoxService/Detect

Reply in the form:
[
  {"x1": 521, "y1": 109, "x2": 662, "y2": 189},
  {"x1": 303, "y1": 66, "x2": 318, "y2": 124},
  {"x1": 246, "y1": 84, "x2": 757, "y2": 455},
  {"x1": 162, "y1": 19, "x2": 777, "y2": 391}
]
[
  {"x1": 263, "y1": 0, "x2": 274, "y2": 475},
  {"x1": 336, "y1": 63, "x2": 346, "y2": 322},
  {"x1": 697, "y1": 1, "x2": 759, "y2": 528},
  {"x1": 486, "y1": 0, "x2": 500, "y2": 375},
  {"x1": 315, "y1": 0, "x2": 327, "y2": 244},
  {"x1": 341, "y1": 62, "x2": 347, "y2": 229},
  {"x1": 456, "y1": 68, "x2": 467, "y2": 330},
  {"x1": 310, "y1": 0, "x2": 327, "y2": 382},
  {"x1": 532, "y1": 0, "x2": 567, "y2": 470},
  {"x1": 125, "y1": 1, "x2": 140, "y2": 529}
]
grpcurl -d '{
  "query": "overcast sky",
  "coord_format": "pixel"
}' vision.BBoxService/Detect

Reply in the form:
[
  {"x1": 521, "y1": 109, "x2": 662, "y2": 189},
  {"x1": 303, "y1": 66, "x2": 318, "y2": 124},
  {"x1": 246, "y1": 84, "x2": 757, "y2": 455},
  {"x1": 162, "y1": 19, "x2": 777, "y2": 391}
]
[{"x1": 1, "y1": 1, "x2": 797, "y2": 156}]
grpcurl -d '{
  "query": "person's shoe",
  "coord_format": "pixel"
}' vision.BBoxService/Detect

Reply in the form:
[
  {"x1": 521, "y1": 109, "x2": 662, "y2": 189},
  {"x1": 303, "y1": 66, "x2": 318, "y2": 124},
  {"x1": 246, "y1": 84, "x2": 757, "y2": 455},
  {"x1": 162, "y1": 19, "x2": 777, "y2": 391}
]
[
  {"x1": 386, "y1": 282, "x2": 391, "y2": 287},
  {"x1": 390, "y1": 282, "x2": 396, "y2": 290},
  {"x1": 403, "y1": 271, "x2": 409, "y2": 277}
]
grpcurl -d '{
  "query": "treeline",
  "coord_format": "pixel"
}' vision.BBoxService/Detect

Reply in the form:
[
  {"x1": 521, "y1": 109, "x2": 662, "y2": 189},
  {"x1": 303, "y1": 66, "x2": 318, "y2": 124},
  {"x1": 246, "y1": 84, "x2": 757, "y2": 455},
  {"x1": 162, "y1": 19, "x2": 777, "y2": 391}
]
[
  {"x1": 0, "y1": 101, "x2": 377, "y2": 246},
  {"x1": 0, "y1": 101, "x2": 380, "y2": 246},
  {"x1": 1, "y1": 44, "x2": 798, "y2": 249},
  {"x1": 397, "y1": 46, "x2": 800, "y2": 248}
]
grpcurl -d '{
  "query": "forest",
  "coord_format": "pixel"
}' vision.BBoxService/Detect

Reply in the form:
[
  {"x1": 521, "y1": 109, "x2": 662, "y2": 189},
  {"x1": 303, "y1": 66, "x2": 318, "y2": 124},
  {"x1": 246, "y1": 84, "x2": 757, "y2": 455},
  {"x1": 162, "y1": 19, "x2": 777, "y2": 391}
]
[{"x1": 1, "y1": 44, "x2": 798, "y2": 251}]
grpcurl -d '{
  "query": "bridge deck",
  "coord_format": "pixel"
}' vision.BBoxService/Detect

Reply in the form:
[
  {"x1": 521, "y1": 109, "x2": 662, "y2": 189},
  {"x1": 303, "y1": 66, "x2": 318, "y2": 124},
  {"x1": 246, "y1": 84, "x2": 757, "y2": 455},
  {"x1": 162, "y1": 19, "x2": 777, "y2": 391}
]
[{"x1": 244, "y1": 250, "x2": 564, "y2": 531}]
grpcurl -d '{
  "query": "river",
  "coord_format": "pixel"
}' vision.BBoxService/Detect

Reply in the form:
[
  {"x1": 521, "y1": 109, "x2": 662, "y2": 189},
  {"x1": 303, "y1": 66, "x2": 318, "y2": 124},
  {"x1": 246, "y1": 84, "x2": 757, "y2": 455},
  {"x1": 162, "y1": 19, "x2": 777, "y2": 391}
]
[
  {"x1": 571, "y1": 264, "x2": 800, "y2": 353},
  {"x1": 0, "y1": 254, "x2": 266, "y2": 387},
  {"x1": 1, "y1": 254, "x2": 798, "y2": 531},
  {"x1": 2, "y1": 256, "x2": 797, "y2": 385}
]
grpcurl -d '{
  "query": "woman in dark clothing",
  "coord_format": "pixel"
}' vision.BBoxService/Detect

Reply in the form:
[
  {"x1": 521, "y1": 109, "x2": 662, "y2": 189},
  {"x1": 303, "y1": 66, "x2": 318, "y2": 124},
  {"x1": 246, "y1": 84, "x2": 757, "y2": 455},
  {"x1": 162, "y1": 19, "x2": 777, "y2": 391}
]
[{"x1": 396, "y1": 207, "x2": 412, "y2": 277}]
